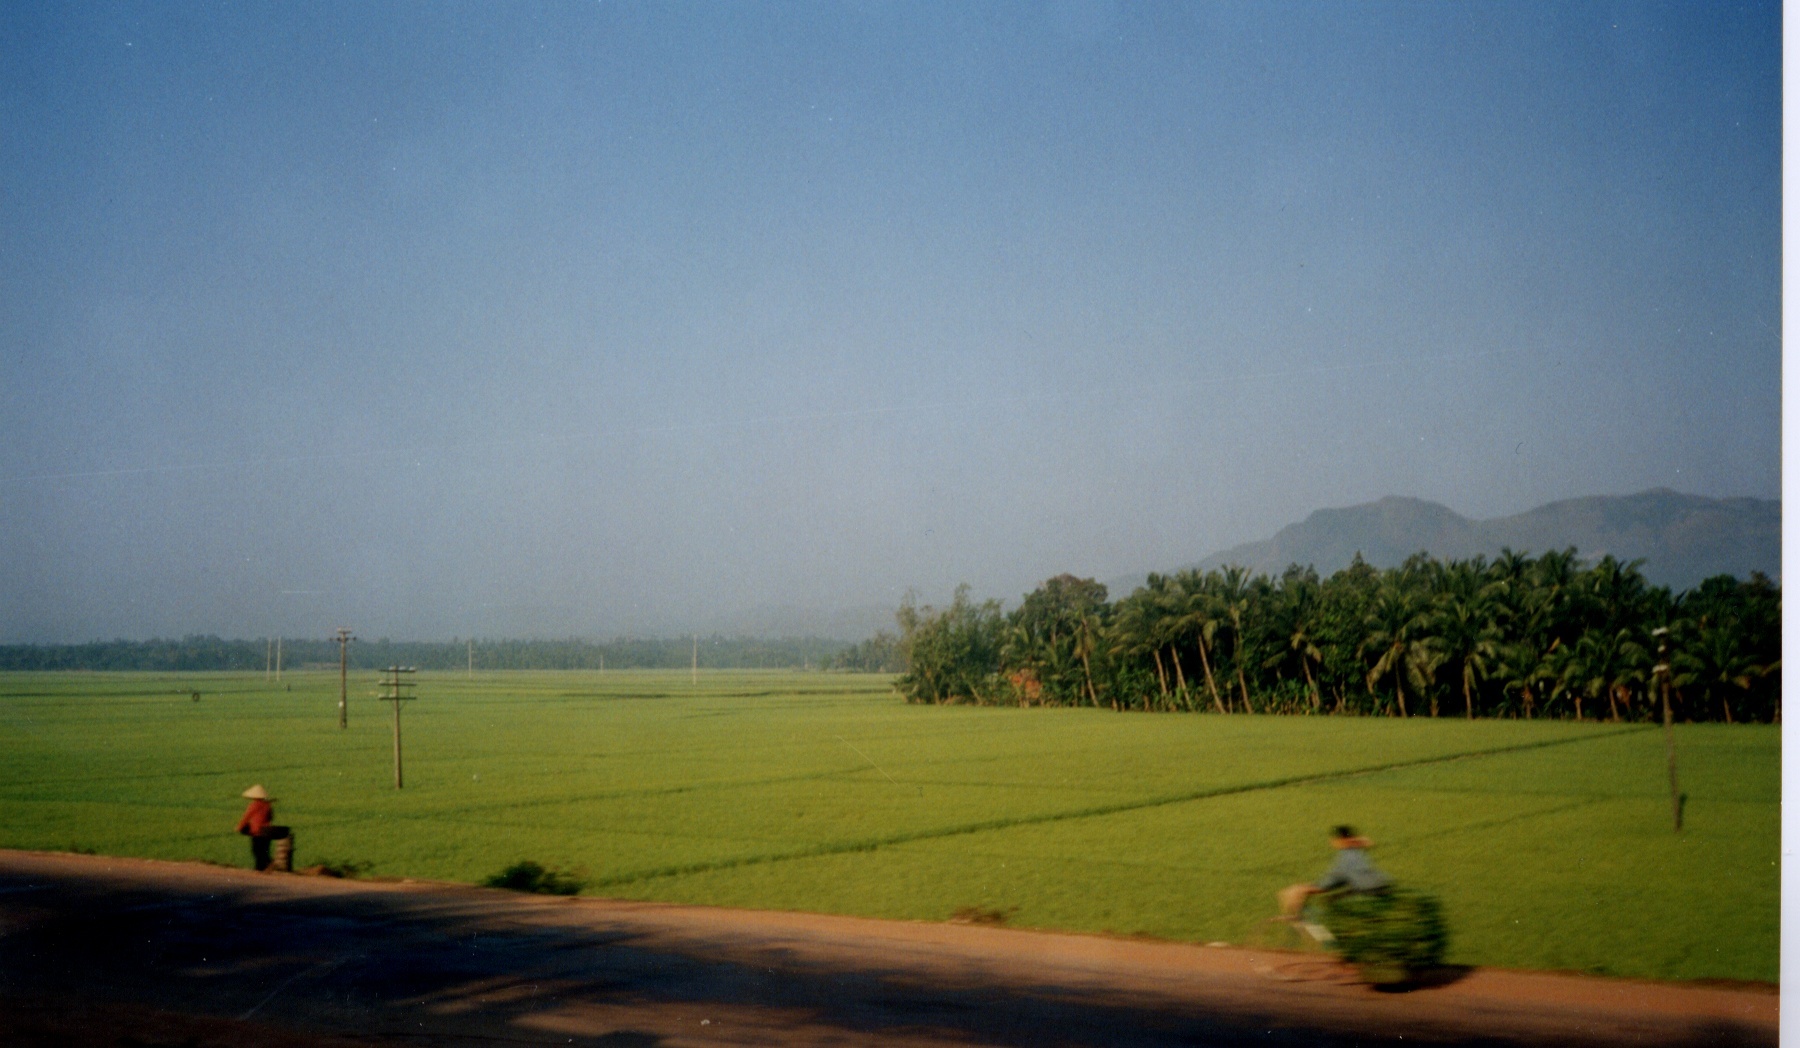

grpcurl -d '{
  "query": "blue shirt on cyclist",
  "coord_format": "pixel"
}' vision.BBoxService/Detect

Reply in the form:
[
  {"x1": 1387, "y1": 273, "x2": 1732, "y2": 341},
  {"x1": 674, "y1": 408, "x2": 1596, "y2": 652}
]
[{"x1": 1316, "y1": 826, "x2": 1391, "y2": 894}]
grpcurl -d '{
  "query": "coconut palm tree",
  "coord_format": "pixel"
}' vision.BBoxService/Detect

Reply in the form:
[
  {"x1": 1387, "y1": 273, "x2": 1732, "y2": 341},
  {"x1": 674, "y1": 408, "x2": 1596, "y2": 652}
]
[
  {"x1": 1259, "y1": 566, "x2": 1325, "y2": 712},
  {"x1": 1073, "y1": 605, "x2": 1104, "y2": 709},
  {"x1": 1488, "y1": 548, "x2": 1532, "y2": 588},
  {"x1": 1673, "y1": 616, "x2": 1777, "y2": 724},
  {"x1": 1287, "y1": 623, "x2": 1325, "y2": 712},
  {"x1": 1360, "y1": 581, "x2": 1437, "y2": 717},
  {"x1": 1171, "y1": 569, "x2": 1227, "y2": 713},
  {"x1": 1429, "y1": 578, "x2": 1503, "y2": 718},
  {"x1": 1560, "y1": 627, "x2": 1650, "y2": 722},
  {"x1": 1105, "y1": 585, "x2": 1163, "y2": 709},
  {"x1": 1211, "y1": 566, "x2": 1259, "y2": 713},
  {"x1": 1495, "y1": 639, "x2": 1554, "y2": 719}
]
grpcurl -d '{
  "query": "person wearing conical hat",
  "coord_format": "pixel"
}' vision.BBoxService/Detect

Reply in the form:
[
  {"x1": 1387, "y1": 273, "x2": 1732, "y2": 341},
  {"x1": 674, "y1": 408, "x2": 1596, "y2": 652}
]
[
  {"x1": 235, "y1": 785, "x2": 288, "y2": 871},
  {"x1": 1278, "y1": 825, "x2": 1390, "y2": 917}
]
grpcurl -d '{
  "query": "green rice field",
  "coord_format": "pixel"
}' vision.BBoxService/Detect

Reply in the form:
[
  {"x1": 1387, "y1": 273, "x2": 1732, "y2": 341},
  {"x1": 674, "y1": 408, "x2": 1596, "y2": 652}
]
[{"x1": 0, "y1": 670, "x2": 1777, "y2": 983}]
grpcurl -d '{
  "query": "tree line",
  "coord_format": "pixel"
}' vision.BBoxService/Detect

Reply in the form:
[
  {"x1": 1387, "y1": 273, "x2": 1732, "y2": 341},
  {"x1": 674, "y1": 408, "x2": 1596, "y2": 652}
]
[
  {"x1": 0, "y1": 635, "x2": 851, "y2": 673},
  {"x1": 893, "y1": 550, "x2": 1780, "y2": 723},
  {"x1": 827, "y1": 631, "x2": 906, "y2": 673}
]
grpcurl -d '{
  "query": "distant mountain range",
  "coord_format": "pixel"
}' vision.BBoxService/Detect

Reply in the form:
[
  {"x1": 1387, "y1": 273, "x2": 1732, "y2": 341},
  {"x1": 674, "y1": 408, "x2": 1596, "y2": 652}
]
[
  {"x1": 1109, "y1": 490, "x2": 1779, "y2": 596},
  {"x1": 718, "y1": 492, "x2": 1776, "y2": 641}
]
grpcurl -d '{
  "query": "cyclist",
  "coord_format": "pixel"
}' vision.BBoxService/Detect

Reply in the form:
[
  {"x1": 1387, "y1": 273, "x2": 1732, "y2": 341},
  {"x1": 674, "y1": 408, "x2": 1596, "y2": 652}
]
[{"x1": 1279, "y1": 825, "x2": 1390, "y2": 917}]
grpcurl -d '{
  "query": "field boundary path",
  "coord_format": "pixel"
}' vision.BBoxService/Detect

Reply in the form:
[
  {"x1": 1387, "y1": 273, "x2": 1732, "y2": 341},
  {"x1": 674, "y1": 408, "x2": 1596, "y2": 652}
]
[{"x1": 0, "y1": 850, "x2": 1774, "y2": 1047}]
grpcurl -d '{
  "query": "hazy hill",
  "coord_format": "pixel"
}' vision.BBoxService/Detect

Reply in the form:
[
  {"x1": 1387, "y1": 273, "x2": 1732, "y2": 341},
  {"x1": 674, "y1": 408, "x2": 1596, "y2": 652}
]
[{"x1": 1129, "y1": 490, "x2": 1777, "y2": 594}]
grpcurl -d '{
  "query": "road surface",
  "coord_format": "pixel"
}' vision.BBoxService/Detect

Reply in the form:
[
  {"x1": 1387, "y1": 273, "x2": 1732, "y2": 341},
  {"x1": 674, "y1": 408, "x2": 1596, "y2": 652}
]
[{"x1": 0, "y1": 850, "x2": 1775, "y2": 1047}]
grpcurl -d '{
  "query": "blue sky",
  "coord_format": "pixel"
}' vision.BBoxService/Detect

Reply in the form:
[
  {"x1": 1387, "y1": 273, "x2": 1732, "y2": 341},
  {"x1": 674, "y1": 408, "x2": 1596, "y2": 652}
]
[{"x1": 0, "y1": 1, "x2": 1780, "y2": 641}]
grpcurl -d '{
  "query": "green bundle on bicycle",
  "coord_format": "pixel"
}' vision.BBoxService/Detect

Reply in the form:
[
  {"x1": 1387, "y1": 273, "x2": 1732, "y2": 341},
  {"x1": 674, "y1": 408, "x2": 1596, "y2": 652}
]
[{"x1": 1278, "y1": 826, "x2": 1448, "y2": 985}]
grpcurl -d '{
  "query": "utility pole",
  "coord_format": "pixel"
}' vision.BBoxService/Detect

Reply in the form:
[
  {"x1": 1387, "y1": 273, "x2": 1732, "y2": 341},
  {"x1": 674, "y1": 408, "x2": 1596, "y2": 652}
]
[
  {"x1": 467, "y1": 638, "x2": 474, "y2": 679},
  {"x1": 275, "y1": 636, "x2": 283, "y2": 682},
  {"x1": 334, "y1": 628, "x2": 355, "y2": 728},
  {"x1": 377, "y1": 666, "x2": 417, "y2": 789},
  {"x1": 1653, "y1": 627, "x2": 1682, "y2": 832},
  {"x1": 692, "y1": 635, "x2": 698, "y2": 685}
]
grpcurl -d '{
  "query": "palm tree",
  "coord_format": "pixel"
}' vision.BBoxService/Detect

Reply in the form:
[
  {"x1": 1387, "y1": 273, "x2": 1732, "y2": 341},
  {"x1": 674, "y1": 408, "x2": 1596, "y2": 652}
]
[
  {"x1": 1673, "y1": 616, "x2": 1778, "y2": 724},
  {"x1": 1671, "y1": 575, "x2": 1783, "y2": 723},
  {"x1": 1171, "y1": 570, "x2": 1227, "y2": 713},
  {"x1": 1073, "y1": 607, "x2": 1103, "y2": 709},
  {"x1": 1212, "y1": 566, "x2": 1258, "y2": 713},
  {"x1": 1584, "y1": 555, "x2": 1649, "y2": 610},
  {"x1": 1528, "y1": 548, "x2": 1582, "y2": 644},
  {"x1": 1560, "y1": 627, "x2": 1650, "y2": 722},
  {"x1": 1541, "y1": 642, "x2": 1582, "y2": 720},
  {"x1": 1533, "y1": 547, "x2": 1582, "y2": 589},
  {"x1": 1360, "y1": 582, "x2": 1437, "y2": 717},
  {"x1": 1288, "y1": 626, "x2": 1325, "y2": 712},
  {"x1": 1164, "y1": 639, "x2": 1191, "y2": 710},
  {"x1": 1038, "y1": 633, "x2": 1084, "y2": 708},
  {"x1": 1261, "y1": 566, "x2": 1325, "y2": 712},
  {"x1": 1000, "y1": 621, "x2": 1038, "y2": 707},
  {"x1": 1106, "y1": 587, "x2": 1163, "y2": 709},
  {"x1": 1429, "y1": 582, "x2": 1503, "y2": 718},
  {"x1": 1488, "y1": 548, "x2": 1532, "y2": 588},
  {"x1": 1149, "y1": 580, "x2": 1193, "y2": 710},
  {"x1": 1496, "y1": 639, "x2": 1554, "y2": 719}
]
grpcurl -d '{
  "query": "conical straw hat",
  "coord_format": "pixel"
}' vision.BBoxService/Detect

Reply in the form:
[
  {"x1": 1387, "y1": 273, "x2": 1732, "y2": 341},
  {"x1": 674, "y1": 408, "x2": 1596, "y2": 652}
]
[{"x1": 241, "y1": 784, "x2": 270, "y2": 800}]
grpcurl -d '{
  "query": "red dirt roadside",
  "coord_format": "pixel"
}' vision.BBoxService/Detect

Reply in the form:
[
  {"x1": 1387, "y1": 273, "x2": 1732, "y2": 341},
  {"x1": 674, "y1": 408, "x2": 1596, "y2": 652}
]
[{"x1": 0, "y1": 849, "x2": 1775, "y2": 1047}]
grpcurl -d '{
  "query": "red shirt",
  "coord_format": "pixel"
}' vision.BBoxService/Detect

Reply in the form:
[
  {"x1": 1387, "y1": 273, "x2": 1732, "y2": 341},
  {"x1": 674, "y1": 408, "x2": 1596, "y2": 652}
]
[{"x1": 236, "y1": 799, "x2": 273, "y2": 836}]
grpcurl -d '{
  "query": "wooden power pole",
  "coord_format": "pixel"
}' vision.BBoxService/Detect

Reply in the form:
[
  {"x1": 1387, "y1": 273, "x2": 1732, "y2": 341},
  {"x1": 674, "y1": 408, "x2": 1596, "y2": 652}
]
[
  {"x1": 377, "y1": 666, "x2": 417, "y2": 789},
  {"x1": 335, "y1": 628, "x2": 355, "y2": 728},
  {"x1": 1653, "y1": 627, "x2": 1682, "y2": 832}
]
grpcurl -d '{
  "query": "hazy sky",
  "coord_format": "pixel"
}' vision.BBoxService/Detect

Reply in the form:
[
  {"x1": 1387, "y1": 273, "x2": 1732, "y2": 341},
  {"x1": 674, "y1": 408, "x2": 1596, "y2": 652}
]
[{"x1": 0, "y1": 1, "x2": 1780, "y2": 642}]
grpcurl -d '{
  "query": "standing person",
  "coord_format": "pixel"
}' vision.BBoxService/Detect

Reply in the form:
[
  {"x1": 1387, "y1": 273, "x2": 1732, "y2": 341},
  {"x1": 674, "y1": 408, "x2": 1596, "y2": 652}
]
[
  {"x1": 235, "y1": 785, "x2": 290, "y2": 871},
  {"x1": 1279, "y1": 825, "x2": 1390, "y2": 917}
]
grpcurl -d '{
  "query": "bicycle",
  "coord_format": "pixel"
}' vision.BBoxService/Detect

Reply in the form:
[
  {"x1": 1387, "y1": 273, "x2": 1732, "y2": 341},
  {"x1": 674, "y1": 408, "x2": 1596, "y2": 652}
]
[{"x1": 1270, "y1": 888, "x2": 1449, "y2": 986}]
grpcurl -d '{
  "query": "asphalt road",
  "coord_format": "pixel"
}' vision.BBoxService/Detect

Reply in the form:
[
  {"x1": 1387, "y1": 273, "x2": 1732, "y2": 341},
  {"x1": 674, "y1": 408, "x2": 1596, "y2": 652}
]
[{"x1": 0, "y1": 851, "x2": 1776, "y2": 1047}]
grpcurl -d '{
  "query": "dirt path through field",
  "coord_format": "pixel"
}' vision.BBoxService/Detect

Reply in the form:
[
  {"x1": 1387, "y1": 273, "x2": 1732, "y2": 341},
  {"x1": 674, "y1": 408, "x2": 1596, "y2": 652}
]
[{"x1": 0, "y1": 850, "x2": 1774, "y2": 1047}]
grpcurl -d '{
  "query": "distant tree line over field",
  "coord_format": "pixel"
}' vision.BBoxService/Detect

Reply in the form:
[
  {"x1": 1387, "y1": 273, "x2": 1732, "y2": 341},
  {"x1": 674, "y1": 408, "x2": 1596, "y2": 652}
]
[
  {"x1": 0, "y1": 635, "x2": 851, "y2": 673},
  {"x1": 827, "y1": 631, "x2": 906, "y2": 673},
  {"x1": 894, "y1": 550, "x2": 1780, "y2": 723}
]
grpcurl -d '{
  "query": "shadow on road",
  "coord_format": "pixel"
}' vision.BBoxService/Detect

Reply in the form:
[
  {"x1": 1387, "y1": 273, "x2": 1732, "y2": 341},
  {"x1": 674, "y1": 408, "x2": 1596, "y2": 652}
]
[
  {"x1": 0, "y1": 858, "x2": 1774, "y2": 1048},
  {"x1": 1371, "y1": 964, "x2": 1477, "y2": 993}
]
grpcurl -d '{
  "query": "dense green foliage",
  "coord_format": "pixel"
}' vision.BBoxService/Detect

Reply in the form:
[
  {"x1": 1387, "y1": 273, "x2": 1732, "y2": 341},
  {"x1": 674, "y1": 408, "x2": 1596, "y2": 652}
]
[
  {"x1": 1318, "y1": 889, "x2": 1449, "y2": 985},
  {"x1": 483, "y1": 859, "x2": 585, "y2": 895},
  {"x1": 895, "y1": 551, "x2": 1780, "y2": 722},
  {"x1": 0, "y1": 670, "x2": 1775, "y2": 983},
  {"x1": 0, "y1": 634, "x2": 849, "y2": 672},
  {"x1": 827, "y1": 630, "x2": 906, "y2": 672}
]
